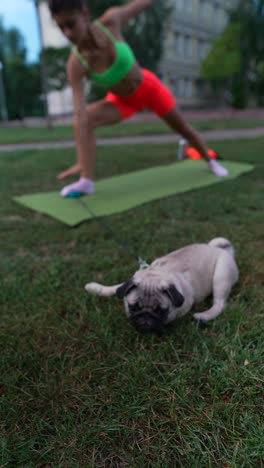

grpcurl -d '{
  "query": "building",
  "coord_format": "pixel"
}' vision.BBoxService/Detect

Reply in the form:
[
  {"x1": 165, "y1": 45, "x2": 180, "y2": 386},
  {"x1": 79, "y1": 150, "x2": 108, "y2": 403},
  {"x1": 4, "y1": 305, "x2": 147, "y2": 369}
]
[
  {"x1": 38, "y1": 1, "x2": 73, "y2": 116},
  {"x1": 160, "y1": 0, "x2": 239, "y2": 107}
]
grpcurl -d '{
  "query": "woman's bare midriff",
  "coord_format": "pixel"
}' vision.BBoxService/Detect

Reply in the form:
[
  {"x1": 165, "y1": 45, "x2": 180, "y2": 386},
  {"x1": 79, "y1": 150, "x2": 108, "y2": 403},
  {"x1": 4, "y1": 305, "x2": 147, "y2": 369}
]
[
  {"x1": 81, "y1": 60, "x2": 143, "y2": 96},
  {"x1": 108, "y1": 63, "x2": 143, "y2": 96}
]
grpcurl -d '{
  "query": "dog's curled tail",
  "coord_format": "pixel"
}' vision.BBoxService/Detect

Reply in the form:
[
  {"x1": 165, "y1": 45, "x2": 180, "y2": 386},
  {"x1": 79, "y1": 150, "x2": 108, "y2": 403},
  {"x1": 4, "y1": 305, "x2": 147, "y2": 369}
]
[
  {"x1": 208, "y1": 237, "x2": 235, "y2": 257},
  {"x1": 85, "y1": 282, "x2": 121, "y2": 296}
]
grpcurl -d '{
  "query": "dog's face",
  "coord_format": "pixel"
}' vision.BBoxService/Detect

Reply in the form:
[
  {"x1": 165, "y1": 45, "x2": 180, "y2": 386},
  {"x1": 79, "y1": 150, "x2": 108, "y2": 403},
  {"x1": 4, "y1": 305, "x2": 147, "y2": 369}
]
[{"x1": 116, "y1": 270, "x2": 184, "y2": 333}]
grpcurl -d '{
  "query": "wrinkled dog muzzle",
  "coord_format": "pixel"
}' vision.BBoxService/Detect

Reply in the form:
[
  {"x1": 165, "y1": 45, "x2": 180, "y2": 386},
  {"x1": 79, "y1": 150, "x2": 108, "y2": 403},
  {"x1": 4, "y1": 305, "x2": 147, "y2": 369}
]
[{"x1": 129, "y1": 310, "x2": 166, "y2": 334}]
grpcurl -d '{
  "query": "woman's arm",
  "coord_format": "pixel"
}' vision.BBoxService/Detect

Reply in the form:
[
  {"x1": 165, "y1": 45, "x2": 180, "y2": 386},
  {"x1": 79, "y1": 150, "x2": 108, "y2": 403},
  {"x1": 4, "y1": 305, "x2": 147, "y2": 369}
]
[
  {"x1": 67, "y1": 55, "x2": 90, "y2": 170},
  {"x1": 104, "y1": 0, "x2": 154, "y2": 26}
]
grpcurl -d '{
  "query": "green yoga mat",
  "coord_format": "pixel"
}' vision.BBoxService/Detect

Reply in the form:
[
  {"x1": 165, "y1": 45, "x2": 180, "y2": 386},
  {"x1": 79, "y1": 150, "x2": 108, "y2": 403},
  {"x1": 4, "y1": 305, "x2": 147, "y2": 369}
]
[{"x1": 14, "y1": 160, "x2": 254, "y2": 227}]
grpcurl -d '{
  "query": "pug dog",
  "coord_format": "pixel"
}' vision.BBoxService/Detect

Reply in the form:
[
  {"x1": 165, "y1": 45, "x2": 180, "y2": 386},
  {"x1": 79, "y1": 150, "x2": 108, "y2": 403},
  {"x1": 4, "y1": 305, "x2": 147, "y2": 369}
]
[{"x1": 85, "y1": 237, "x2": 239, "y2": 333}]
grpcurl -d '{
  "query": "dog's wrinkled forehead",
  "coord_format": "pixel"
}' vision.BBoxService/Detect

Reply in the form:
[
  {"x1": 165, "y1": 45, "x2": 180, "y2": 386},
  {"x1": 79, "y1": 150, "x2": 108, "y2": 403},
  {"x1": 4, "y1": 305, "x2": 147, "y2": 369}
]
[
  {"x1": 133, "y1": 268, "x2": 165, "y2": 289},
  {"x1": 129, "y1": 285, "x2": 169, "y2": 307},
  {"x1": 116, "y1": 267, "x2": 184, "y2": 311},
  {"x1": 125, "y1": 275, "x2": 172, "y2": 310}
]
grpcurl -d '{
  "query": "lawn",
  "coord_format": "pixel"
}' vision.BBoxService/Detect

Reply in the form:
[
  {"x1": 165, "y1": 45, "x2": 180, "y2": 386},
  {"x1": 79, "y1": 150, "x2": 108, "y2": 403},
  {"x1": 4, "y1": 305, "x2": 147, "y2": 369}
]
[
  {"x1": 0, "y1": 118, "x2": 264, "y2": 144},
  {"x1": 0, "y1": 137, "x2": 263, "y2": 466}
]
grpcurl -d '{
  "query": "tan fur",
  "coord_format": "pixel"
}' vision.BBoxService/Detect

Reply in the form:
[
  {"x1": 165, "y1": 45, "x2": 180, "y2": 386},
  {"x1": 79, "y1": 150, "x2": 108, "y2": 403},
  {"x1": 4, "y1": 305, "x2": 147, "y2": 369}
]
[{"x1": 85, "y1": 237, "x2": 239, "y2": 327}]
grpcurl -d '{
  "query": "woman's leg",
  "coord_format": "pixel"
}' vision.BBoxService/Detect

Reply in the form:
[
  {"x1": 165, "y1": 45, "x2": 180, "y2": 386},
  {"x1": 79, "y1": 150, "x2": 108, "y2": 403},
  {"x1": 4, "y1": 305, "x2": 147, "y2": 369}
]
[
  {"x1": 163, "y1": 106, "x2": 210, "y2": 161},
  {"x1": 162, "y1": 106, "x2": 228, "y2": 176},
  {"x1": 80, "y1": 99, "x2": 122, "y2": 178},
  {"x1": 60, "y1": 100, "x2": 122, "y2": 196},
  {"x1": 57, "y1": 164, "x2": 82, "y2": 180},
  {"x1": 138, "y1": 70, "x2": 228, "y2": 177}
]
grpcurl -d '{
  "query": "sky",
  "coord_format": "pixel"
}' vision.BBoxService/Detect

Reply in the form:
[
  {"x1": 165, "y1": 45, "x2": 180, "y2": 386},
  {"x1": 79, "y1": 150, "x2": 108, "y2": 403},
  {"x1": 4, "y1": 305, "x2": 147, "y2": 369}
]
[{"x1": 0, "y1": 0, "x2": 40, "y2": 62}]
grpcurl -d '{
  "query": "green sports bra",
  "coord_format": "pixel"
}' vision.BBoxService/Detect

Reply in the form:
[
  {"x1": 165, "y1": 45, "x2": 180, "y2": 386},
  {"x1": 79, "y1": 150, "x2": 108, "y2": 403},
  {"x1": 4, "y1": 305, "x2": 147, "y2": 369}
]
[{"x1": 72, "y1": 20, "x2": 136, "y2": 88}]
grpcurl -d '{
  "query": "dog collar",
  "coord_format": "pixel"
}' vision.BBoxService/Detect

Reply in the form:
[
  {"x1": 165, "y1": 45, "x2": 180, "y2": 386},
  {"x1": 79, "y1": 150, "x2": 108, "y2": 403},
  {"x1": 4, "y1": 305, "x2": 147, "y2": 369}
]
[{"x1": 138, "y1": 258, "x2": 150, "y2": 270}]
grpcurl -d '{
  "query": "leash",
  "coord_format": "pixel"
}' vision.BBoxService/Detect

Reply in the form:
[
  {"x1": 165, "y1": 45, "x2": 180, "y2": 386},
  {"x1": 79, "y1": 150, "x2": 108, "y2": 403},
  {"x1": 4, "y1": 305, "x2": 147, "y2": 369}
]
[{"x1": 76, "y1": 197, "x2": 149, "y2": 270}]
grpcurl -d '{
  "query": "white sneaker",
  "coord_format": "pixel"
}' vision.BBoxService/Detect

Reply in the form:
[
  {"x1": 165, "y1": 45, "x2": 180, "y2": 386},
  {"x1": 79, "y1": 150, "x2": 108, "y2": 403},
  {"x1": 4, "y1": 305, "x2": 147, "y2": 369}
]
[{"x1": 208, "y1": 159, "x2": 229, "y2": 177}]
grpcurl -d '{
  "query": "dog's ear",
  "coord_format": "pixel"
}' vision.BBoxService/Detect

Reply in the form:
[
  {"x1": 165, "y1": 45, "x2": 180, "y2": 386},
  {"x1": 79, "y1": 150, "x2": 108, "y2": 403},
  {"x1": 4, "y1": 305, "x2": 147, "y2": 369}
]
[
  {"x1": 163, "y1": 284, "x2": 184, "y2": 307},
  {"x1": 116, "y1": 279, "x2": 136, "y2": 299}
]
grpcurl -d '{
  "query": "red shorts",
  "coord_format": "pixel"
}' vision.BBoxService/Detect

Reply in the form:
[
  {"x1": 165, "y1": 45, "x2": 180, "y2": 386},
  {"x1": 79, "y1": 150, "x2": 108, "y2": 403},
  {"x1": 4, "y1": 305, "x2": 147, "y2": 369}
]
[{"x1": 105, "y1": 69, "x2": 176, "y2": 120}]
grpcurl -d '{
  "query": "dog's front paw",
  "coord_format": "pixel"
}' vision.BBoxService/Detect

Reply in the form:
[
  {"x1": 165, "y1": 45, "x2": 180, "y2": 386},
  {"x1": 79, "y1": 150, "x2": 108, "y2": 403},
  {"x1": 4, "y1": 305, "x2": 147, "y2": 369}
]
[
  {"x1": 193, "y1": 312, "x2": 210, "y2": 323},
  {"x1": 85, "y1": 282, "x2": 102, "y2": 295}
]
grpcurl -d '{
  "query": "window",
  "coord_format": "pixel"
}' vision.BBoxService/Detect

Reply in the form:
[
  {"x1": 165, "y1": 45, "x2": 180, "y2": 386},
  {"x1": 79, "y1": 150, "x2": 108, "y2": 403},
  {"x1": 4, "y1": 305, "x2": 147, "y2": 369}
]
[
  {"x1": 171, "y1": 77, "x2": 180, "y2": 96},
  {"x1": 179, "y1": 79, "x2": 184, "y2": 97},
  {"x1": 184, "y1": 78, "x2": 193, "y2": 98},
  {"x1": 175, "y1": 33, "x2": 182, "y2": 57},
  {"x1": 184, "y1": 36, "x2": 192, "y2": 59},
  {"x1": 222, "y1": 10, "x2": 228, "y2": 29},
  {"x1": 213, "y1": 4, "x2": 221, "y2": 29},
  {"x1": 175, "y1": 0, "x2": 183, "y2": 11},
  {"x1": 185, "y1": 0, "x2": 192, "y2": 14},
  {"x1": 199, "y1": 0, "x2": 207, "y2": 19},
  {"x1": 198, "y1": 40, "x2": 207, "y2": 60}
]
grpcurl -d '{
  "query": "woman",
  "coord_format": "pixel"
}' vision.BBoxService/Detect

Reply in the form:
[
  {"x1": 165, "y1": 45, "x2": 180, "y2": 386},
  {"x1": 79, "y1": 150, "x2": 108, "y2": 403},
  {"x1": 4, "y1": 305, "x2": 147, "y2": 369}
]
[{"x1": 48, "y1": 0, "x2": 228, "y2": 197}]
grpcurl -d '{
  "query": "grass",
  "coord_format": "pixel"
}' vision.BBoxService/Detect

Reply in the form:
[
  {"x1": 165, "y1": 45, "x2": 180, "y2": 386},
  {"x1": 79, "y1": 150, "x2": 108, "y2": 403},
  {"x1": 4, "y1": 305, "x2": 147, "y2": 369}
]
[
  {"x1": 0, "y1": 136, "x2": 264, "y2": 466},
  {"x1": 0, "y1": 118, "x2": 264, "y2": 144}
]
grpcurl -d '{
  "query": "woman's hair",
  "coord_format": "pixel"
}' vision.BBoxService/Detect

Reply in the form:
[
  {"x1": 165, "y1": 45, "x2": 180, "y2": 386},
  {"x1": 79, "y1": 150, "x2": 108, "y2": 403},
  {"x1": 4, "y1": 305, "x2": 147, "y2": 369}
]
[{"x1": 48, "y1": 0, "x2": 87, "y2": 15}]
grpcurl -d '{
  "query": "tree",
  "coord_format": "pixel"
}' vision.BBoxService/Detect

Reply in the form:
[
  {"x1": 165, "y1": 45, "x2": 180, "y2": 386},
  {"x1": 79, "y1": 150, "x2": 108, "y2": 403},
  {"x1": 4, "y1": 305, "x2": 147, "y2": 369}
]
[
  {"x1": 5, "y1": 62, "x2": 42, "y2": 119},
  {"x1": 0, "y1": 17, "x2": 26, "y2": 63},
  {"x1": 42, "y1": 46, "x2": 70, "y2": 92},
  {"x1": 255, "y1": 61, "x2": 264, "y2": 105},
  {"x1": 0, "y1": 17, "x2": 43, "y2": 120},
  {"x1": 201, "y1": 23, "x2": 245, "y2": 108},
  {"x1": 230, "y1": 0, "x2": 264, "y2": 105},
  {"x1": 201, "y1": 24, "x2": 241, "y2": 81},
  {"x1": 33, "y1": 0, "x2": 52, "y2": 126},
  {"x1": 201, "y1": 0, "x2": 264, "y2": 108}
]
